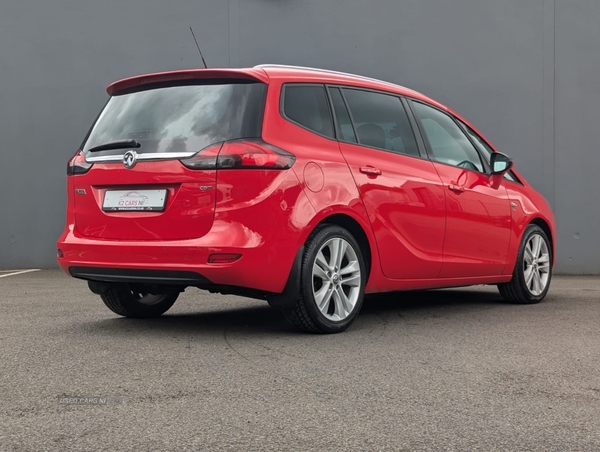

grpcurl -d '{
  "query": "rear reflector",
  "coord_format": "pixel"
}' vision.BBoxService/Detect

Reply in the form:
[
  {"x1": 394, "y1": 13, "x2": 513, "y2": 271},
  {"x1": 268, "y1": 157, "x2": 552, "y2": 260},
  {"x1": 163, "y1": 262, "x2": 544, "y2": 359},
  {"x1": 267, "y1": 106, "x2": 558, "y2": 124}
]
[
  {"x1": 180, "y1": 140, "x2": 295, "y2": 170},
  {"x1": 67, "y1": 151, "x2": 93, "y2": 175},
  {"x1": 208, "y1": 253, "x2": 242, "y2": 264}
]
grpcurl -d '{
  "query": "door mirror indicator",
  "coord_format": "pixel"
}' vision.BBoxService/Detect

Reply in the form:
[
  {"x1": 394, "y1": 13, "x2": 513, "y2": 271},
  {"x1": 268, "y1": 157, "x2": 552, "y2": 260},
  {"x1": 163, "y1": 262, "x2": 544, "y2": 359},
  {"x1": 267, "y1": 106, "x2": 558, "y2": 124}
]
[{"x1": 490, "y1": 152, "x2": 513, "y2": 175}]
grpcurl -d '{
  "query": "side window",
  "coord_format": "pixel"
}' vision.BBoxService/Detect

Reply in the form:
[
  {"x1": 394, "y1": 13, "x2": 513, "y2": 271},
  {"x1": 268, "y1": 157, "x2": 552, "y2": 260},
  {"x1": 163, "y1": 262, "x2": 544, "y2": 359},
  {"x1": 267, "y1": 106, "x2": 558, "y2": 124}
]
[
  {"x1": 411, "y1": 101, "x2": 484, "y2": 172},
  {"x1": 341, "y1": 88, "x2": 420, "y2": 157},
  {"x1": 460, "y1": 121, "x2": 516, "y2": 182},
  {"x1": 328, "y1": 87, "x2": 357, "y2": 143},
  {"x1": 283, "y1": 85, "x2": 334, "y2": 138}
]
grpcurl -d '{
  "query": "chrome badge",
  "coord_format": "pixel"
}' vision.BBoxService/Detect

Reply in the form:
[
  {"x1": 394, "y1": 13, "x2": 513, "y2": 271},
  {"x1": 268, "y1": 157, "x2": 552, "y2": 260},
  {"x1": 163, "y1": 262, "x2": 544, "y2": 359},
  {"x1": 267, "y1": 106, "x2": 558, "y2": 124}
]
[{"x1": 123, "y1": 150, "x2": 137, "y2": 169}]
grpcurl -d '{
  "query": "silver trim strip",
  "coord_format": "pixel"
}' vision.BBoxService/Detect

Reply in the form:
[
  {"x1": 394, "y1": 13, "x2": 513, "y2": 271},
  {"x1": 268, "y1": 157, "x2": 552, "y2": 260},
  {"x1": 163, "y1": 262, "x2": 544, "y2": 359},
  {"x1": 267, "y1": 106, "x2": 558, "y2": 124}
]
[
  {"x1": 254, "y1": 64, "x2": 406, "y2": 92},
  {"x1": 86, "y1": 151, "x2": 196, "y2": 163}
]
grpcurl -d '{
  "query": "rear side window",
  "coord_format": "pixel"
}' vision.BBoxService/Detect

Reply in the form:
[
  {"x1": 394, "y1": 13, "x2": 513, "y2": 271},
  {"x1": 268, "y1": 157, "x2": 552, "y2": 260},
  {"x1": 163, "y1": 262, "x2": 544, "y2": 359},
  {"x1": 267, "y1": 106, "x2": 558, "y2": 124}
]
[
  {"x1": 341, "y1": 88, "x2": 419, "y2": 157},
  {"x1": 282, "y1": 85, "x2": 334, "y2": 138},
  {"x1": 83, "y1": 82, "x2": 266, "y2": 156}
]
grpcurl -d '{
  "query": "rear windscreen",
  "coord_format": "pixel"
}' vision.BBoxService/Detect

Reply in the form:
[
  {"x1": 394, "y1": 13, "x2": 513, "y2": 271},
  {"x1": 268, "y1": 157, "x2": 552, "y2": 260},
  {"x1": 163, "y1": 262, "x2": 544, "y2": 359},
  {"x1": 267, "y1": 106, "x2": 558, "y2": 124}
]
[{"x1": 82, "y1": 81, "x2": 267, "y2": 156}]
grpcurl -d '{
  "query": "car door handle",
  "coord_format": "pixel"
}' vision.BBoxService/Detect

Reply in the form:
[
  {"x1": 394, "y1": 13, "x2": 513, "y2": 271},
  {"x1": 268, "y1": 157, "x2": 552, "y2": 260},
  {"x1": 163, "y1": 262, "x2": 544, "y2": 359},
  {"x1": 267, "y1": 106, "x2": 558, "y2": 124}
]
[
  {"x1": 360, "y1": 166, "x2": 382, "y2": 176},
  {"x1": 448, "y1": 184, "x2": 465, "y2": 193}
]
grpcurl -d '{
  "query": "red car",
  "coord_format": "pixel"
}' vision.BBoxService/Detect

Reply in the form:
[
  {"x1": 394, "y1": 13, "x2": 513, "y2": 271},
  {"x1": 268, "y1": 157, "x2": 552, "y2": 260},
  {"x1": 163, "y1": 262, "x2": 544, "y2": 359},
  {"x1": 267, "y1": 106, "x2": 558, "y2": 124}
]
[{"x1": 58, "y1": 64, "x2": 555, "y2": 333}]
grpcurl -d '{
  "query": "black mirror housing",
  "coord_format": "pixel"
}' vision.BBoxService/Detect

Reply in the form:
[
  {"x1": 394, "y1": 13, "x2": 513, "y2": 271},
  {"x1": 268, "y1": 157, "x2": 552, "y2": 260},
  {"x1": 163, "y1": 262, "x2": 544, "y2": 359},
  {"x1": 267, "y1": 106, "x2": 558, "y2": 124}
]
[{"x1": 490, "y1": 152, "x2": 513, "y2": 175}]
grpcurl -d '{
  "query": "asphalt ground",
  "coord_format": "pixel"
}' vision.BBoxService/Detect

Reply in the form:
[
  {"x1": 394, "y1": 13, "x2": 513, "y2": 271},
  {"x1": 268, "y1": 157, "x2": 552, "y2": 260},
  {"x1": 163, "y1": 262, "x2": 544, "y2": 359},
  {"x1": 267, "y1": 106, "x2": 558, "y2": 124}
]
[{"x1": 1, "y1": 270, "x2": 599, "y2": 451}]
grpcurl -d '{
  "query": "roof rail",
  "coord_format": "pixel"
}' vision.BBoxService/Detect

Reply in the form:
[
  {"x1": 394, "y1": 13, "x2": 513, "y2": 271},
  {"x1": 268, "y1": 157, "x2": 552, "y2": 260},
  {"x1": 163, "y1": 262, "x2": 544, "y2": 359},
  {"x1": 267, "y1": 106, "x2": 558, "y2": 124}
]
[{"x1": 254, "y1": 64, "x2": 402, "y2": 90}]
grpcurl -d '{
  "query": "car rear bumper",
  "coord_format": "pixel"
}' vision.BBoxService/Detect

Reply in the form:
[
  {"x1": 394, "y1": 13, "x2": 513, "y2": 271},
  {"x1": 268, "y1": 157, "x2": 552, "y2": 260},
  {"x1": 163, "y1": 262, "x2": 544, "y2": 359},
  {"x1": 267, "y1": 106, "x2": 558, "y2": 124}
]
[{"x1": 57, "y1": 227, "x2": 297, "y2": 294}]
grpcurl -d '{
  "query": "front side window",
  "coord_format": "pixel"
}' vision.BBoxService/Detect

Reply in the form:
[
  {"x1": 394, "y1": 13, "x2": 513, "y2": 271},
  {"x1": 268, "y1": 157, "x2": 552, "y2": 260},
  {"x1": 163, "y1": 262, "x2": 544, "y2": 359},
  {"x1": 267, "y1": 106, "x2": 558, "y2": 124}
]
[
  {"x1": 341, "y1": 89, "x2": 420, "y2": 157},
  {"x1": 460, "y1": 121, "x2": 517, "y2": 182},
  {"x1": 83, "y1": 82, "x2": 266, "y2": 157},
  {"x1": 411, "y1": 101, "x2": 484, "y2": 172},
  {"x1": 282, "y1": 85, "x2": 334, "y2": 138}
]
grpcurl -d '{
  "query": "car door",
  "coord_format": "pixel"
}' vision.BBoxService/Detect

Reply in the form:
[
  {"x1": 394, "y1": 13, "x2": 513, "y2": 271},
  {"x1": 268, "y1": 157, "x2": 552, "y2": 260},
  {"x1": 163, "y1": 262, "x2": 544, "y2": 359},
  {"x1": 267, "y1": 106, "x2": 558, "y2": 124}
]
[
  {"x1": 330, "y1": 87, "x2": 446, "y2": 280},
  {"x1": 409, "y1": 100, "x2": 512, "y2": 278}
]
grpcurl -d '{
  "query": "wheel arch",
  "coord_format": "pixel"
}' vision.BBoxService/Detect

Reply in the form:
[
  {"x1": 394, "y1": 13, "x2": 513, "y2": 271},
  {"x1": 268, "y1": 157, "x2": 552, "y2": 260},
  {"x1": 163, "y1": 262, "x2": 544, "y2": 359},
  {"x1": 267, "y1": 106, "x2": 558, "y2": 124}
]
[
  {"x1": 530, "y1": 217, "x2": 555, "y2": 264},
  {"x1": 267, "y1": 211, "x2": 375, "y2": 309},
  {"x1": 316, "y1": 213, "x2": 373, "y2": 283}
]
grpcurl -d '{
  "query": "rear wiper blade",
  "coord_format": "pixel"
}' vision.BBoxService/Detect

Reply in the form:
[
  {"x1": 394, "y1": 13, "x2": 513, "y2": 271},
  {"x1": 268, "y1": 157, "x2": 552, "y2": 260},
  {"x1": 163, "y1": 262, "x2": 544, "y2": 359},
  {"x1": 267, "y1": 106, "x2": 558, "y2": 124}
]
[{"x1": 87, "y1": 139, "x2": 141, "y2": 153}]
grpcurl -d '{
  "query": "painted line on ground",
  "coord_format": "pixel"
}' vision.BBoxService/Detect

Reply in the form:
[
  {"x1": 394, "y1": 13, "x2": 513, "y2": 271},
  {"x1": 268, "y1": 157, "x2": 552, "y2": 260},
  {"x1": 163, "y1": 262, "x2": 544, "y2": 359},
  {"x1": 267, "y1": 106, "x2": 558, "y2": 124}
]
[{"x1": 0, "y1": 269, "x2": 41, "y2": 278}]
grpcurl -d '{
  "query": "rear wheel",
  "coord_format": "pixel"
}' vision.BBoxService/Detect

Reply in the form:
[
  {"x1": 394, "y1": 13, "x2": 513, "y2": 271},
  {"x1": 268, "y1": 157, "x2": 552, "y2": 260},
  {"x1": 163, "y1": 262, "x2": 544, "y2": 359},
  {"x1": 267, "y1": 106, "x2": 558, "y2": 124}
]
[
  {"x1": 498, "y1": 224, "x2": 552, "y2": 304},
  {"x1": 100, "y1": 283, "x2": 179, "y2": 318},
  {"x1": 283, "y1": 225, "x2": 366, "y2": 334}
]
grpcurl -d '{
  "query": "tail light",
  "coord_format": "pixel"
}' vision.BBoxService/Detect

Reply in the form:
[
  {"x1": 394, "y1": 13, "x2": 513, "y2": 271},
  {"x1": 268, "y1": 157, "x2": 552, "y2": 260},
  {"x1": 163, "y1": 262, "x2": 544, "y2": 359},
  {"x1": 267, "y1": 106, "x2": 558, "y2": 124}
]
[
  {"x1": 180, "y1": 140, "x2": 295, "y2": 170},
  {"x1": 67, "y1": 151, "x2": 93, "y2": 175},
  {"x1": 178, "y1": 143, "x2": 223, "y2": 170}
]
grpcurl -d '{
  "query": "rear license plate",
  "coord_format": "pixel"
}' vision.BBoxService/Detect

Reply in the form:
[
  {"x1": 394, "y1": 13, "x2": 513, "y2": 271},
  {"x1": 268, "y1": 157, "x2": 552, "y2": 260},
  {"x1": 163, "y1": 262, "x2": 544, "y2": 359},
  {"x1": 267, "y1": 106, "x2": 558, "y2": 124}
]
[{"x1": 102, "y1": 189, "x2": 167, "y2": 212}]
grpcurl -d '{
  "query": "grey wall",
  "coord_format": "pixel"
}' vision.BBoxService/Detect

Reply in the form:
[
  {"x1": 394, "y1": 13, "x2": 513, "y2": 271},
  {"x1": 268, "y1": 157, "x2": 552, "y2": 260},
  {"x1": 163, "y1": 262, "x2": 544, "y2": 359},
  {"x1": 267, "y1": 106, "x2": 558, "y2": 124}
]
[{"x1": 0, "y1": 0, "x2": 598, "y2": 273}]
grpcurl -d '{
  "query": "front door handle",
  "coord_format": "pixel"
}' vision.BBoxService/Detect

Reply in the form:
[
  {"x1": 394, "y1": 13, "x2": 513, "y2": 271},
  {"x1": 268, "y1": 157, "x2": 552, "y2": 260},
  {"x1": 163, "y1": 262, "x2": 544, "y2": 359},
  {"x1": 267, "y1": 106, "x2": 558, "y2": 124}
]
[
  {"x1": 448, "y1": 184, "x2": 465, "y2": 193},
  {"x1": 360, "y1": 166, "x2": 382, "y2": 176}
]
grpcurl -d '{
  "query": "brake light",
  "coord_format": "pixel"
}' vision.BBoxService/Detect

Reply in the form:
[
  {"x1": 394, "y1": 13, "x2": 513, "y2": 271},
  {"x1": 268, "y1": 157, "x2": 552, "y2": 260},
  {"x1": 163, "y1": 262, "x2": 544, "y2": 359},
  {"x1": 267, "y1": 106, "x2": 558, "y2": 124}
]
[
  {"x1": 178, "y1": 143, "x2": 223, "y2": 170},
  {"x1": 67, "y1": 151, "x2": 93, "y2": 175},
  {"x1": 180, "y1": 140, "x2": 295, "y2": 170},
  {"x1": 218, "y1": 140, "x2": 295, "y2": 169}
]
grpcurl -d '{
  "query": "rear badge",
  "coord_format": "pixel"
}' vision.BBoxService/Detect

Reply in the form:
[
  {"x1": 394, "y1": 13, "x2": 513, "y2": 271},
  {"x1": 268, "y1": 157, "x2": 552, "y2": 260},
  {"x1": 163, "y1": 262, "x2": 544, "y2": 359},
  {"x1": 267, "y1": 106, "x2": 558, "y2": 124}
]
[
  {"x1": 75, "y1": 189, "x2": 86, "y2": 195},
  {"x1": 511, "y1": 201, "x2": 518, "y2": 211},
  {"x1": 123, "y1": 150, "x2": 137, "y2": 169},
  {"x1": 199, "y1": 186, "x2": 213, "y2": 191}
]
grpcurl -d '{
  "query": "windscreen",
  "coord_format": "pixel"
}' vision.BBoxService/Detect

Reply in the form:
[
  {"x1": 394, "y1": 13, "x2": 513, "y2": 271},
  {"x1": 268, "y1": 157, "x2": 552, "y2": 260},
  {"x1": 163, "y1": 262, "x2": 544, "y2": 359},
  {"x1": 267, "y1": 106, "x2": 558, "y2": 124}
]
[{"x1": 82, "y1": 81, "x2": 267, "y2": 156}]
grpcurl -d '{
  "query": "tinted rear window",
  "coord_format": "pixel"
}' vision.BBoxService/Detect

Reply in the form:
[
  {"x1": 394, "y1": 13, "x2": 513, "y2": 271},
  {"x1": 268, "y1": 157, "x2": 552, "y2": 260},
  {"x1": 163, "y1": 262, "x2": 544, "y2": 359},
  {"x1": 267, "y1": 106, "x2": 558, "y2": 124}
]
[
  {"x1": 83, "y1": 82, "x2": 266, "y2": 156},
  {"x1": 282, "y1": 85, "x2": 334, "y2": 138}
]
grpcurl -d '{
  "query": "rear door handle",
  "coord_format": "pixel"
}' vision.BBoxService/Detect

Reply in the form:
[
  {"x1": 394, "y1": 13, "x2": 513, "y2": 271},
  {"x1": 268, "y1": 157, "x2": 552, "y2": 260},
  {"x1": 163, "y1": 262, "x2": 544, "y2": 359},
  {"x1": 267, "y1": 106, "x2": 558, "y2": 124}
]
[
  {"x1": 360, "y1": 166, "x2": 382, "y2": 176},
  {"x1": 448, "y1": 184, "x2": 465, "y2": 193}
]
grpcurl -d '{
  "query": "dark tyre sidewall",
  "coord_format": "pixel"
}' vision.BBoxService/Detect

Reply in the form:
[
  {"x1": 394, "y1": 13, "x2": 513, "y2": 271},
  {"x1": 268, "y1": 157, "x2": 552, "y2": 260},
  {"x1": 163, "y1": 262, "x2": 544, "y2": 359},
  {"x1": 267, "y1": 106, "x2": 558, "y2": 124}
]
[
  {"x1": 102, "y1": 284, "x2": 179, "y2": 318},
  {"x1": 300, "y1": 226, "x2": 366, "y2": 333}
]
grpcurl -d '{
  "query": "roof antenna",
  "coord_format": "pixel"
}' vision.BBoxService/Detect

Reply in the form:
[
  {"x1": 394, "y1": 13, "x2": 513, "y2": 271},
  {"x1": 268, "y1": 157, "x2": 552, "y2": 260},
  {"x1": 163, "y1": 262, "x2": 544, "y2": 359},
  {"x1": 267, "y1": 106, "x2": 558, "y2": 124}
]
[{"x1": 189, "y1": 26, "x2": 208, "y2": 68}]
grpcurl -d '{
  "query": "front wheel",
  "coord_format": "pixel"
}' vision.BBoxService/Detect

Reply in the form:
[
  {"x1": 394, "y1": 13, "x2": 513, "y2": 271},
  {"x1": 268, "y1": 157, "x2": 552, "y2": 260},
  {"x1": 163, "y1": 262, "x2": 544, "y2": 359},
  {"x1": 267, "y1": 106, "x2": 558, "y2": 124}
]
[
  {"x1": 100, "y1": 283, "x2": 179, "y2": 318},
  {"x1": 498, "y1": 224, "x2": 552, "y2": 304},
  {"x1": 283, "y1": 225, "x2": 366, "y2": 334}
]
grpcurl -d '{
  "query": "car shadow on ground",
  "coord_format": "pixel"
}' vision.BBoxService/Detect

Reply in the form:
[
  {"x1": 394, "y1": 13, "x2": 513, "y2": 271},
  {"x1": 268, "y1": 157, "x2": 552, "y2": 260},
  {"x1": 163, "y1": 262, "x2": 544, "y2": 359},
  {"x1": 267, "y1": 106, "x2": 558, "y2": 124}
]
[{"x1": 71, "y1": 288, "x2": 507, "y2": 338}]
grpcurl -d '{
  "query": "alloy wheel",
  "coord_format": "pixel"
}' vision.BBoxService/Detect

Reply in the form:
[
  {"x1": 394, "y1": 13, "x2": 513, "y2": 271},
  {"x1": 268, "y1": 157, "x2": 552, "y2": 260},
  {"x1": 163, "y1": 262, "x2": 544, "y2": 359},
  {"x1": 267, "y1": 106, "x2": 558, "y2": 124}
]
[
  {"x1": 133, "y1": 292, "x2": 168, "y2": 306},
  {"x1": 311, "y1": 237, "x2": 362, "y2": 321},
  {"x1": 523, "y1": 233, "x2": 551, "y2": 296}
]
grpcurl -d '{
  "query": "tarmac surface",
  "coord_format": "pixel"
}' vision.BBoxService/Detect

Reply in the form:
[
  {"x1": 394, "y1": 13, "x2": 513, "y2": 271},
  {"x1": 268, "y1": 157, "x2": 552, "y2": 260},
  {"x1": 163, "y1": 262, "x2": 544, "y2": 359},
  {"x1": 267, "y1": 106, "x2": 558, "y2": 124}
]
[{"x1": 1, "y1": 270, "x2": 599, "y2": 451}]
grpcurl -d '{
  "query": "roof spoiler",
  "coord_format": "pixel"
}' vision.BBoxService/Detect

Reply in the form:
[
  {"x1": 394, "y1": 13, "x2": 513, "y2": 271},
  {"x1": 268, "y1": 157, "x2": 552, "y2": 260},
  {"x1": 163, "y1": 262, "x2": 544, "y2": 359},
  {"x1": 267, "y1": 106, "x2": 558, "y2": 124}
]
[{"x1": 106, "y1": 68, "x2": 269, "y2": 96}]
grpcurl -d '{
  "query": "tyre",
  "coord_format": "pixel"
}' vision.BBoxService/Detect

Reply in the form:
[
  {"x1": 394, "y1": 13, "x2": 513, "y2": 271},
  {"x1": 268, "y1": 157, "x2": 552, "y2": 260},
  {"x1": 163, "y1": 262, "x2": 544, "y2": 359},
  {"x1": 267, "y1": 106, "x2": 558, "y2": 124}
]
[
  {"x1": 100, "y1": 283, "x2": 179, "y2": 318},
  {"x1": 283, "y1": 225, "x2": 366, "y2": 334},
  {"x1": 498, "y1": 224, "x2": 552, "y2": 304}
]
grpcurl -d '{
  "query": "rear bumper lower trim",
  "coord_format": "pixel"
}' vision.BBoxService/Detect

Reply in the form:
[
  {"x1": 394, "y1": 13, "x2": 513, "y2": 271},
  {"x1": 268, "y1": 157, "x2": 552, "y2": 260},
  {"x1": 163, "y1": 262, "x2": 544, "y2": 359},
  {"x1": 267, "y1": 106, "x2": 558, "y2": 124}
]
[{"x1": 69, "y1": 266, "x2": 211, "y2": 285}]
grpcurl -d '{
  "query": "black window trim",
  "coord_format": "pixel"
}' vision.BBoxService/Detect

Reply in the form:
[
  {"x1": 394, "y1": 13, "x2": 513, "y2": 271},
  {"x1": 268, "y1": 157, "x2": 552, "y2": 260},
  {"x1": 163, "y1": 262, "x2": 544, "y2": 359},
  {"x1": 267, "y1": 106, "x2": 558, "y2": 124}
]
[
  {"x1": 326, "y1": 86, "x2": 358, "y2": 144},
  {"x1": 454, "y1": 118, "x2": 523, "y2": 185},
  {"x1": 407, "y1": 98, "x2": 523, "y2": 184},
  {"x1": 406, "y1": 98, "x2": 492, "y2": 176},
  {"x1": 327, "y1": 84, "x2": 428, "y2": 161},
  {"x1": 280, "y1": 83, "x2": 337, "y2": 141}
]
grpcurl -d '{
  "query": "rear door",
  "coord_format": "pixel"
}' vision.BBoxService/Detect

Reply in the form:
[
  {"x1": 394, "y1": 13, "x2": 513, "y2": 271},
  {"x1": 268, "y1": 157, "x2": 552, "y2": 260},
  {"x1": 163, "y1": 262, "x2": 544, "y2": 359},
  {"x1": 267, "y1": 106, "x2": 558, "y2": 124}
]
[
  {"x1": 409, "y1": 100, "x2": 512, "y2": 277},
  {"x1": 331, "y1": 87, "x2": 446, "y2": 280},
  {"x1": 73, "y1": 81, "x2": 266, "y2": 240}
]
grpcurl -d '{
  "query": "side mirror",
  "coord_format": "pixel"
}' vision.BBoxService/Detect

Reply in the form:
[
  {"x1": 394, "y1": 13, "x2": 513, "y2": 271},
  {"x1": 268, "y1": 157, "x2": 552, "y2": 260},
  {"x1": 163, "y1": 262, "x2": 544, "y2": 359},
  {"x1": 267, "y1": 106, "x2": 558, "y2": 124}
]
[{"x1": 490, "y1": 152, "x2": 513, "y2": 175}]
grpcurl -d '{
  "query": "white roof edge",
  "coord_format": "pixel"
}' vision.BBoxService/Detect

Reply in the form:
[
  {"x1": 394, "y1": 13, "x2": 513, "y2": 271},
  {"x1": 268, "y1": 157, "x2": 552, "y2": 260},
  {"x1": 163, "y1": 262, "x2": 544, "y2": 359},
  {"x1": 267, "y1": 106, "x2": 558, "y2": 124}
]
[{"x1": 254, "y1": 64, "x2": 439, "y2": 106}]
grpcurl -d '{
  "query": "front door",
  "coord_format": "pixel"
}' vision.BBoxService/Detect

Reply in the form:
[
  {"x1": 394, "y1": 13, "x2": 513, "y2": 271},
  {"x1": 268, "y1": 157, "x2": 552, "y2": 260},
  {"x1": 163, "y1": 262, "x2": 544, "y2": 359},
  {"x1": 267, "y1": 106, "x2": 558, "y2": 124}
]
[{"x1": 410, "y1": 100, "x2": 512, "y2": 277}]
